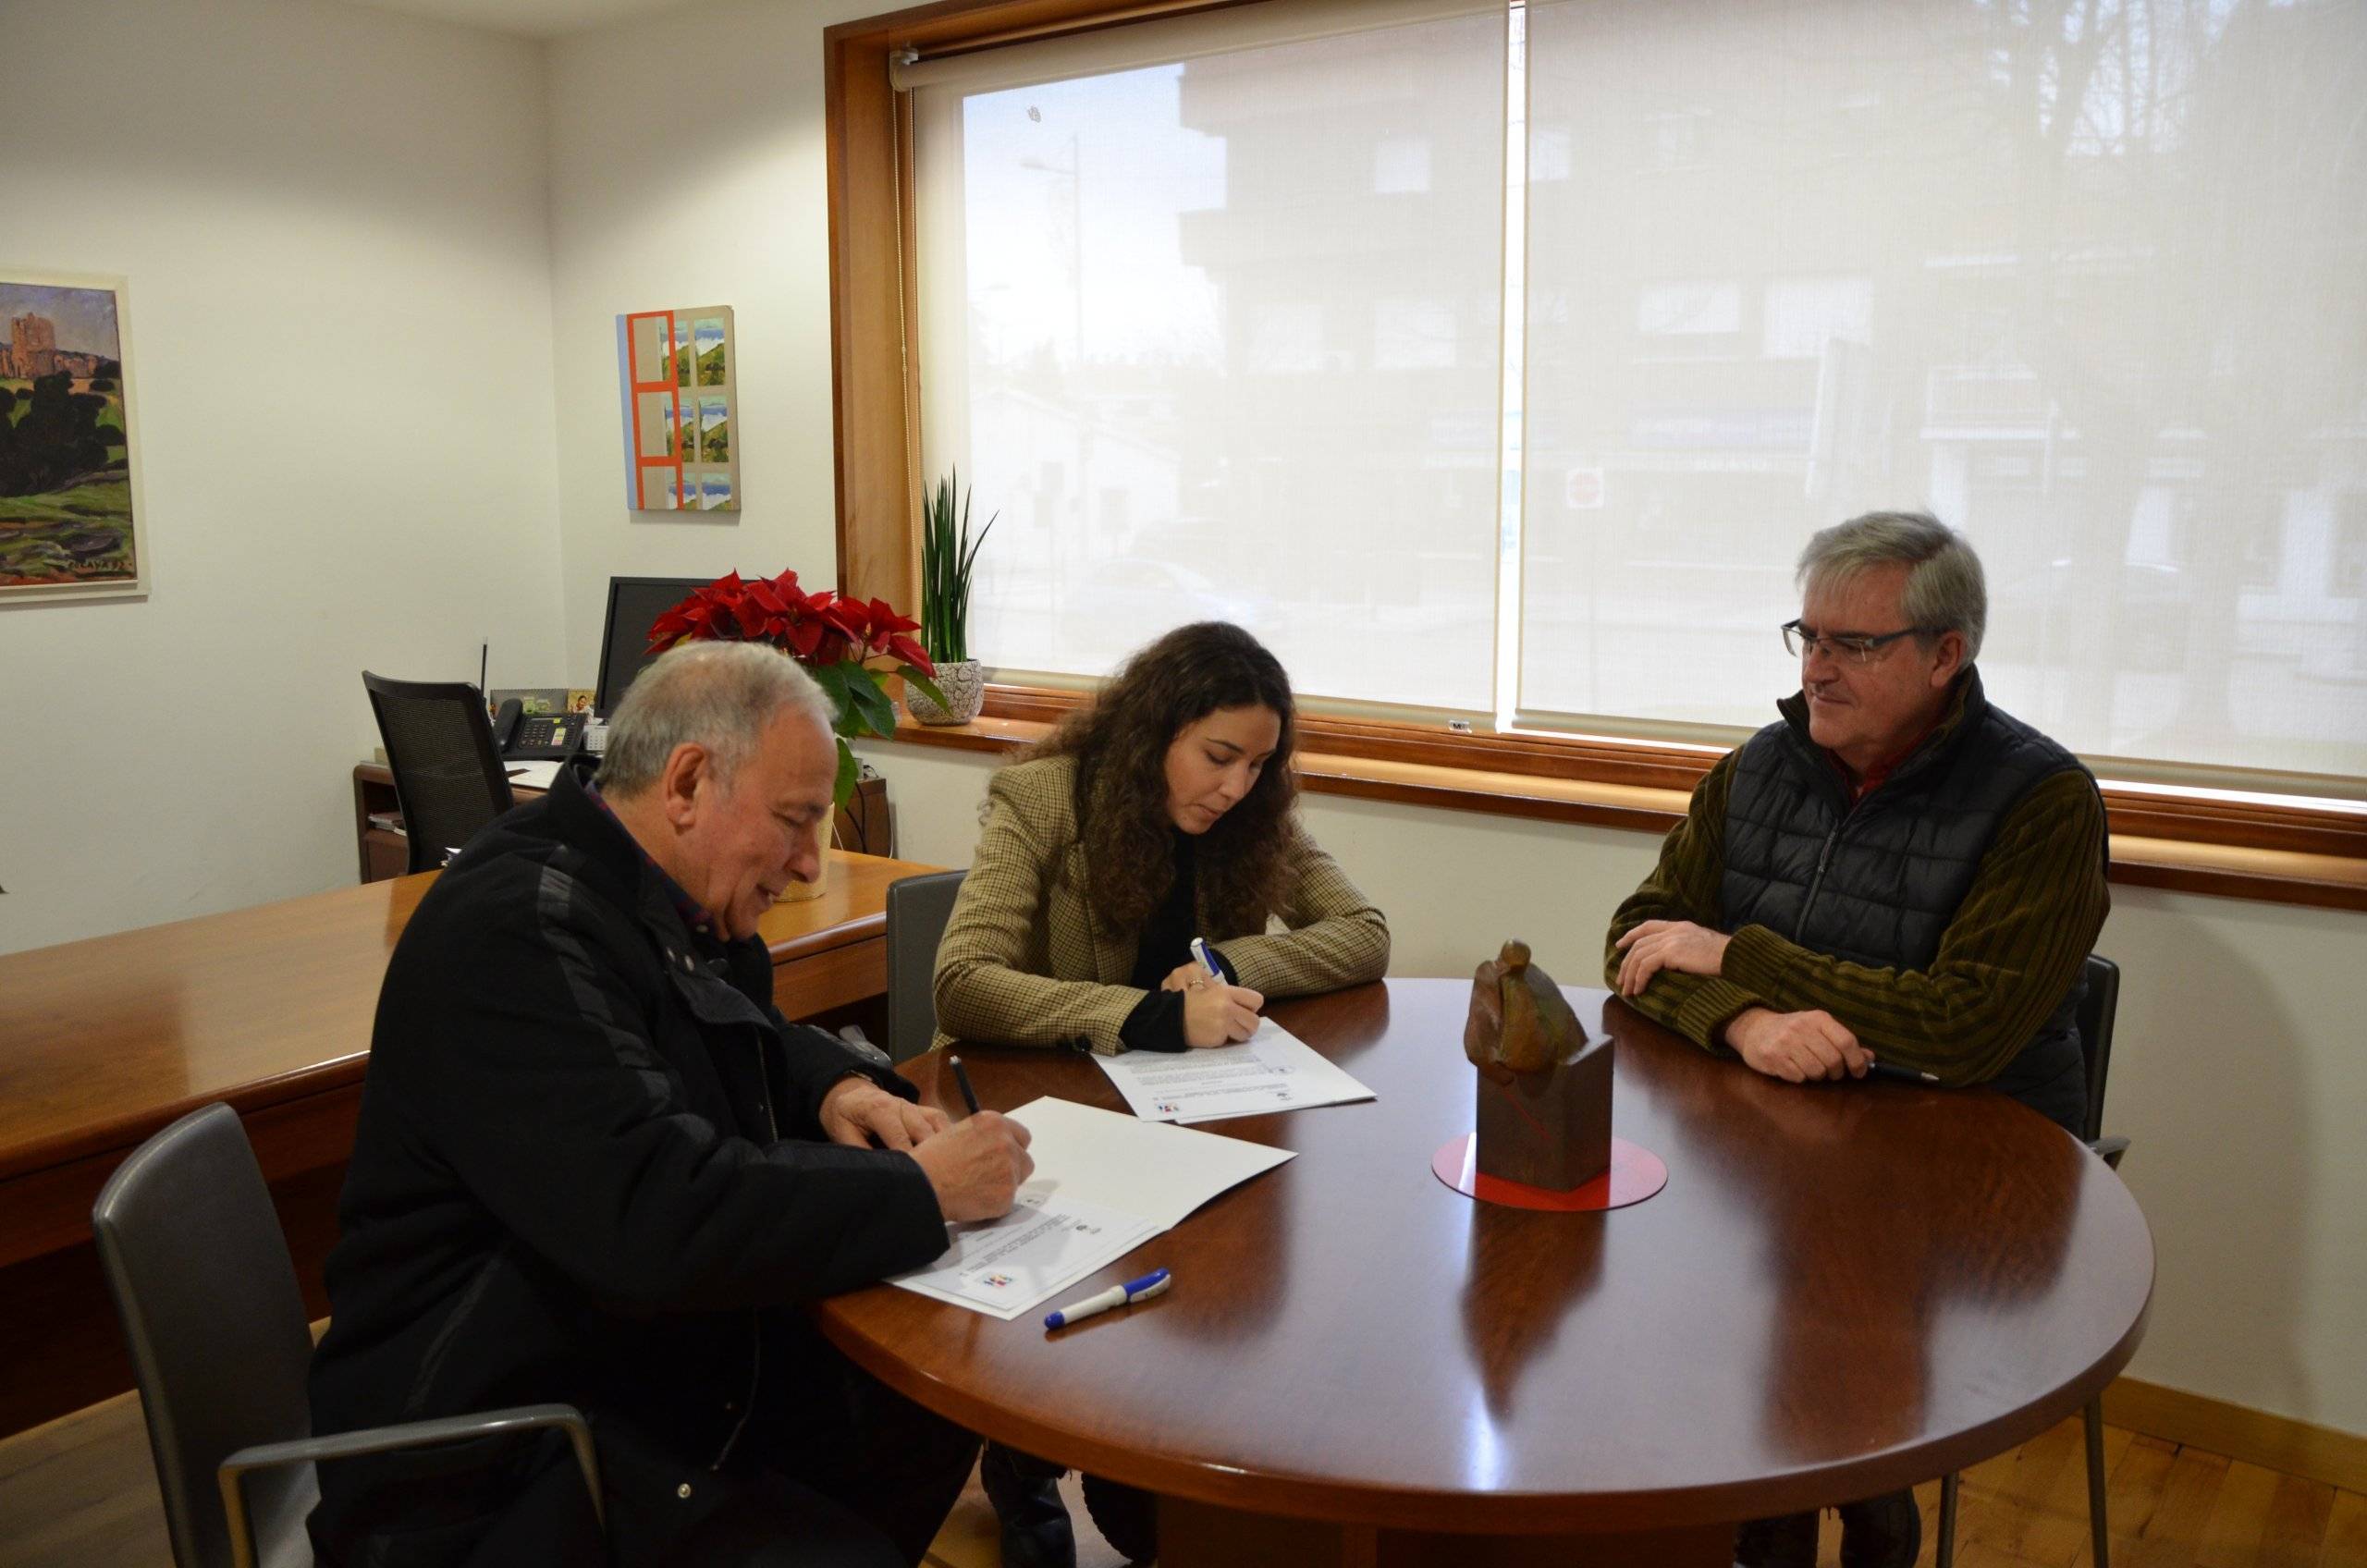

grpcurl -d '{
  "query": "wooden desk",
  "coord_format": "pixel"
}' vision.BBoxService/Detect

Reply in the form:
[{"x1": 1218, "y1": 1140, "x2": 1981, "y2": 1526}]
[
  {"x1": 818, "y1": 979, "x2": 2155, "y2": 1568},
  {"x1": 0, "y1": 848, "x2": 938, "y2": 1437}
]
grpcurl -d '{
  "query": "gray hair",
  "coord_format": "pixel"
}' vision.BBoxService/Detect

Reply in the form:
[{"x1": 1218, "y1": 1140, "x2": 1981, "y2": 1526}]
[
  {"x1": 595, "y1": 641, "x2": 836, "y2": 797},
  {"x1": 1796, "y1": 509, "x2": 1987, "y2": 662}
]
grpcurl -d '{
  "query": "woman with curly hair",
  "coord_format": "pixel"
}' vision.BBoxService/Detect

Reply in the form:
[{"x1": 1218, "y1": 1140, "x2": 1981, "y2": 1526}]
[
  {"x1": 929, "y1": 621, "x2": 1390, "y2": 1568},
  {"x1": 932, "y1": 619, "x2": 1390, "y2": 1058}
]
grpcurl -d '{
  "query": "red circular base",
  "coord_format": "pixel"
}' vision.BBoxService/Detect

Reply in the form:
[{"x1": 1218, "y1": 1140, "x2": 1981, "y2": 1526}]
[{"x1": 1430, "y1": 1133, "x2": 1668, "y2": 1211}]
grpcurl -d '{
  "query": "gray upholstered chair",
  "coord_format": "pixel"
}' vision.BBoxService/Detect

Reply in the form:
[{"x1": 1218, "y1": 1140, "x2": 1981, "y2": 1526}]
[
  {"x1": 884, "y1": 870, "x2": 967, "y2": 1062},
  {"x1": 91, "y1": 1102, "x2": 601, "y2": 1568},
  {"x1": 1937, "y1": 953, "x2": 2125, "y2": 1567}
]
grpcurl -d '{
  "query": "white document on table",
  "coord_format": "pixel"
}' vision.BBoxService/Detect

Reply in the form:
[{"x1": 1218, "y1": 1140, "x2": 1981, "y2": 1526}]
[
  {"x1": 501, "y1": 759, "x2": 563, "y2": 789},
  {"x1": 1094, "y1": 1016, "x2": 1377, "y2": 1125},
  {"x1": 888, "y1": 1192, "x2": 1159, "y2": 1321},
  {"x1": 888, "y1": 1096, "x2": 1294, "y2": 1317},
  {"x1": 1006, "y1": 1094, "x2": 1297, "y2": 1226}
]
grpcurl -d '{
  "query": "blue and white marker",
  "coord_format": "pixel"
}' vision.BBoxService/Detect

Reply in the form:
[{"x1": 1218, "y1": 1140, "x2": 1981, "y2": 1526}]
[
  {"x1": 1188, "y1": 937, "x2": 1223, "y2": 982},
  {"x1": 1044, "y1": 1268, "x2": 1171, "y2": 1330}
]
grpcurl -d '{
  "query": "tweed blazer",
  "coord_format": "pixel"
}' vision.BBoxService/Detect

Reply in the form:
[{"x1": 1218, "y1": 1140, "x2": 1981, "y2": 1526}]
[{"x1": 932, "y1": 754, "x2": 1390, "y2": 1054}]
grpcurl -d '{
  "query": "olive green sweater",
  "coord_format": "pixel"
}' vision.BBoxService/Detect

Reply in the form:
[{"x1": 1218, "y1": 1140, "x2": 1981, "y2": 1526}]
[{"x1": 1602, "y1": 741, "x2": 2109, "y2": 1086}]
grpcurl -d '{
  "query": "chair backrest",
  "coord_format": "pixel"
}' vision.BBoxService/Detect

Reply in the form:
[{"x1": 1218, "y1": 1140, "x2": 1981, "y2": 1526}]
[
  {"x1": 92, "y1": 1104, "x2": 321, "y2": 1568},
  {"x1": 362, "y1": 671, "x2": 516, "y2": 874},
  {"x1": 2076, "y1": 953, "x2": 2121, "y2": 1145},
  {"x1": 884, "y1": 870, "x2": 967, "y2": 1062}
]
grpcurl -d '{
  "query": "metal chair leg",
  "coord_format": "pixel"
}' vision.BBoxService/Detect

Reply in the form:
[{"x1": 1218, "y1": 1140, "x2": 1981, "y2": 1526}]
[
  {"x1": 2085, "y1": 1397, "x2": 2110, "y2": 1565},
  {"x1": 1937, "y1": 1470, "x2": 1959, "y2": 1568}
]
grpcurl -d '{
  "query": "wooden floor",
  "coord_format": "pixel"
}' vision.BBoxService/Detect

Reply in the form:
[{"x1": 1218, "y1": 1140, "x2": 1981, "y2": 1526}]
[
  {"x1": 0, "y1": 1392, "x2": 2358, "y2": 1567},
  {"x1": 0, "y1": 1393, "x2": 1135, "y2": 1568}
]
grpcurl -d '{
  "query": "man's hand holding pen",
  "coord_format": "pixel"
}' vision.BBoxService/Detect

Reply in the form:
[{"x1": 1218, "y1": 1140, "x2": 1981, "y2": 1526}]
[
  {"x1": 912, "y1": 1110, "x2": 1034, "y2": 1221},
  {"x1": 915, "y1": 1058, "x2": 1034, "y2": 1220}
]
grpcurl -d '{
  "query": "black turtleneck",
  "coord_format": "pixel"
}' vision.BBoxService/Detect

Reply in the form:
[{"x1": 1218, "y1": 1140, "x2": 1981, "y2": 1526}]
[{"x1": 1117, "y1": 830, "x2": 1234, "y2": 1052}]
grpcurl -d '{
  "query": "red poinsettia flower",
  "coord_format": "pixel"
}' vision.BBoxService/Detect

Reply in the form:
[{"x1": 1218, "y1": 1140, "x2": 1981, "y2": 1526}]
[
  {"x1": 781, "y1": 612, "x2": 828, "y2": 660},
  {"x1": 739, "y1": 576, "x2": 794, "y2": 634},
  {"x1": 644, "y1": 568, "x2": 943, "y2": 804},
  {"x1": 820, "y1": 595, "x2": 871, "y2": 645}
]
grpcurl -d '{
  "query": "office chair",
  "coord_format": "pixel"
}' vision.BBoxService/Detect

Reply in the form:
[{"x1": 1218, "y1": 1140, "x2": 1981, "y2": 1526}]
[
  {"x1": 1936, "y1": 953, "x2": 2124, "y2": 1568},
  {"x1": 362, "y1": 671, "x2": 516, "y2": 874},
  {"x1": 92, "y1": 1103, "x2": 602, "y2": 1568},
  {"x1": 884, "y1": 870, "x2": 967, "y2": 1062}
]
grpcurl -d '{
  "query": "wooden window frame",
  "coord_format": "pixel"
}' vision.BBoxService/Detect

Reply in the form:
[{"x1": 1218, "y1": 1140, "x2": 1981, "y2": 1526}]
[{"x1": 823, "y1": 0, "x2": 2367, "y2": 913}]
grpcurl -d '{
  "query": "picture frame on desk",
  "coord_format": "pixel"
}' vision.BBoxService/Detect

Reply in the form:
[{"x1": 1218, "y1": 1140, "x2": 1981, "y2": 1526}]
[{"x1": 484, "y1": 685, "x2": 573, "y2": 719}]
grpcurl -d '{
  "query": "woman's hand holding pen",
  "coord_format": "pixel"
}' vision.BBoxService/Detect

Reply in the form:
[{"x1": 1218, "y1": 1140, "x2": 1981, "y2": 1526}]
[
  {"x1": 1159, "y1": 961, "x2": 1208, "y2": 993},
  {"x1": 1162, "y1": 938, "x2": 1261, "y2": 1046},
  {"x1": 1180, "y1": 978, "x2": 1264, "y2": 1047}
]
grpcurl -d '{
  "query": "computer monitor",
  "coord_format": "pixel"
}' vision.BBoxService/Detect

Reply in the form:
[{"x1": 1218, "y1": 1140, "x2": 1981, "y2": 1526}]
[{"x1": 595, "y1": 576, "x2": 710, "y2": 717}]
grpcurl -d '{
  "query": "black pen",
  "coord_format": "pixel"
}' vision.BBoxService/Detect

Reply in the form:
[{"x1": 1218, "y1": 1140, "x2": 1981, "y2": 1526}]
[
  {"x1": 949, "y1": 1055, "x2": 982, "y2": 1116},
  {"x1": 1865, "y1": 1060, "x2": 1940, "y2": 1085}
]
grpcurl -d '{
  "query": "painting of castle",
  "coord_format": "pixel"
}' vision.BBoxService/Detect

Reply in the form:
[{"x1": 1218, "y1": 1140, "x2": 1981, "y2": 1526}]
[{"x1": 1, "y1": 274, "x2": 146, "y2": 601}]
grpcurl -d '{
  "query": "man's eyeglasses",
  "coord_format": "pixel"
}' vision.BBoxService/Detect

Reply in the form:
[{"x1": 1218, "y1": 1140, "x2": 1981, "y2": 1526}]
[{"x1": 1781, "y1": 620, "x2": 1941, "y2": 664}]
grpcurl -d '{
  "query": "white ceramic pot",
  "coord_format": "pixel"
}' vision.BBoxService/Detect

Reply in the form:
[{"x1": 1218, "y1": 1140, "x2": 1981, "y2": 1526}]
[{"x1": 905, "y1": 659, "x2": 986, "y2": 726}]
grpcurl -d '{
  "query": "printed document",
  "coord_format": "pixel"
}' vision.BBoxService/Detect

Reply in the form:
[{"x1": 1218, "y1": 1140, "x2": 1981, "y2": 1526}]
[
  {"x1": 889, "y1": 1096, "x2": 1294, "y2": 1317},
  {"x1": 889, "y1": 1193, "x2": 1159, "y2": 1321},
  {"x1": 1093, "y1": 1016, "x2": 1376, "y2": 1124}
]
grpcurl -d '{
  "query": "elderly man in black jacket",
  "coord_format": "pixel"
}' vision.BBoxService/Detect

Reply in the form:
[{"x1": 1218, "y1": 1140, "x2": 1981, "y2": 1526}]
[{"x1": 309, "y1": 641, "x2": 1034, "y2": 1568}]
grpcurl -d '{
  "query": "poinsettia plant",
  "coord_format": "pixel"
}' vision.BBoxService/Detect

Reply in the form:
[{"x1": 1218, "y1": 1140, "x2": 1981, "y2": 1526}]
[{"x1": 647, "y1": 569, "x2": 943, "y2": 805}]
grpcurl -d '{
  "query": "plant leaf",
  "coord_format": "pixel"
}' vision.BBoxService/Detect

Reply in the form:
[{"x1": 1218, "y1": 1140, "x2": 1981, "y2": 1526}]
[
  {"x1": 842, "y1": 668, "x2": 898, "y2": 738},
  {"x1": 960, "y1": 509, "x2": 998, "y2": 576},
  {"x1": 808, "y1": 658, "x2": 853, "y2": 723},
  {"x1": 833, "y1": 738, "x2": 859, "y2": 809}
]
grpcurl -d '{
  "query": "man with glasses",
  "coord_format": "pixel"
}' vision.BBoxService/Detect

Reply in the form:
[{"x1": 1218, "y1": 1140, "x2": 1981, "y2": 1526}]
[{"x1": 1600, "y1": 509, "x2": 2108, "y2": 1568}]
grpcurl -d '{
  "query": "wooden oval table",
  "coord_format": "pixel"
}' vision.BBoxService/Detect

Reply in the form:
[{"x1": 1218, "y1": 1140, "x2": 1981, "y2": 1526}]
[{"x1": 813, "y1": 979, "x2": 2154, "y2": 1567}]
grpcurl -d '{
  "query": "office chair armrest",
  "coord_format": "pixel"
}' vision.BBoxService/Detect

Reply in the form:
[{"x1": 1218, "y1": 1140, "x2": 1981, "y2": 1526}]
[
  {"x1": 217, "y1": 1403, "x2": 602, "y2": 1568},
  {"x1": 2089, "y1": 1134, "x2": 2129, "y2": 1170}
]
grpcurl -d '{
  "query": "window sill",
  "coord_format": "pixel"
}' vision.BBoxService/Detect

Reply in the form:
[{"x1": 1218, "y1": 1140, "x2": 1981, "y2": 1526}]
[{"x1": 881, "y1": 703, "x2": 2367, "y2": 914}]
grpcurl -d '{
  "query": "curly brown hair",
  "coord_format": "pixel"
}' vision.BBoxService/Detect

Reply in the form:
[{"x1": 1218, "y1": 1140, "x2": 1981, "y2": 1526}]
[{"x1": 1025, "y1": 621, "x2": 1299, "y2": 937}]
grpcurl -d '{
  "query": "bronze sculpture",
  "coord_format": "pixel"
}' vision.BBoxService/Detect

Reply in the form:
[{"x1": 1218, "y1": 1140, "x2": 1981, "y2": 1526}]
[{"x1": 1464, "y1": 940, "x2": 1613, "y2": 1191}]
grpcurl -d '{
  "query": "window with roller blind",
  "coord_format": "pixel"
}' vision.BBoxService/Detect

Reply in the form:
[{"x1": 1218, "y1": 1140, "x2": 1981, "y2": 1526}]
[
  {"x1": 878, "y1": 0, "x2": 2367, "y2": 800},
  {"x1": 905, "y1": 0, "x2": 1510, "y2": 719}
]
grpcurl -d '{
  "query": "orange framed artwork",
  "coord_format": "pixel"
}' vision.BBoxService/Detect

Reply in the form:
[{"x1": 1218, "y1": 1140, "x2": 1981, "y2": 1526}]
[{"x1": 619, "y1": 305, "x2": 739, "y2": 512}]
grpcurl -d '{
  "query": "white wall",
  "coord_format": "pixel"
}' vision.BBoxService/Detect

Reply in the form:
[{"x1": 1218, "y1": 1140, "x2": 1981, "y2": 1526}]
[
  {"x1": 858, "y1": 738, "x2": 2367, "y2": 1439},
  {"x1": 545, "y1": 0, "x2": 885, "y2": 683},
  {"x1": 0, "y1": 0, "x2": 565, "y2": 954}
]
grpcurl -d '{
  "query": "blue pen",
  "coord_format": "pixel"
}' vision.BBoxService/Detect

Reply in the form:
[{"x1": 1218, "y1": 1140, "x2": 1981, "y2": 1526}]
[
  {"x1": 1188, "y1": 937, "x2": 1223, "y2": 982},
  {"x1": 1045, "y1": 1268, "x2": 1171, "y2": 1329}
]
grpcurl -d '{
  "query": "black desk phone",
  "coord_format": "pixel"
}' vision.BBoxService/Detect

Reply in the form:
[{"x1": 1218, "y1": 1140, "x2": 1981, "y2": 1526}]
[{"x1": 491, "y1": 699, "x2": 588, "y2": 760}]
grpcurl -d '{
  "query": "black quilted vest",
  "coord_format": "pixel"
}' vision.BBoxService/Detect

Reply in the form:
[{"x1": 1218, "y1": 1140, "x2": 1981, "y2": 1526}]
[{"x1": 1721, "y1": 668, "x2": 2099, "y2": 1116}]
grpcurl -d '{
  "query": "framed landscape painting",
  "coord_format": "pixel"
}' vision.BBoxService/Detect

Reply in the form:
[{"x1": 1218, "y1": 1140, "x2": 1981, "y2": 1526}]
[{"x1": 0, "y1": 270, "x2": 147, "y2": 604}]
